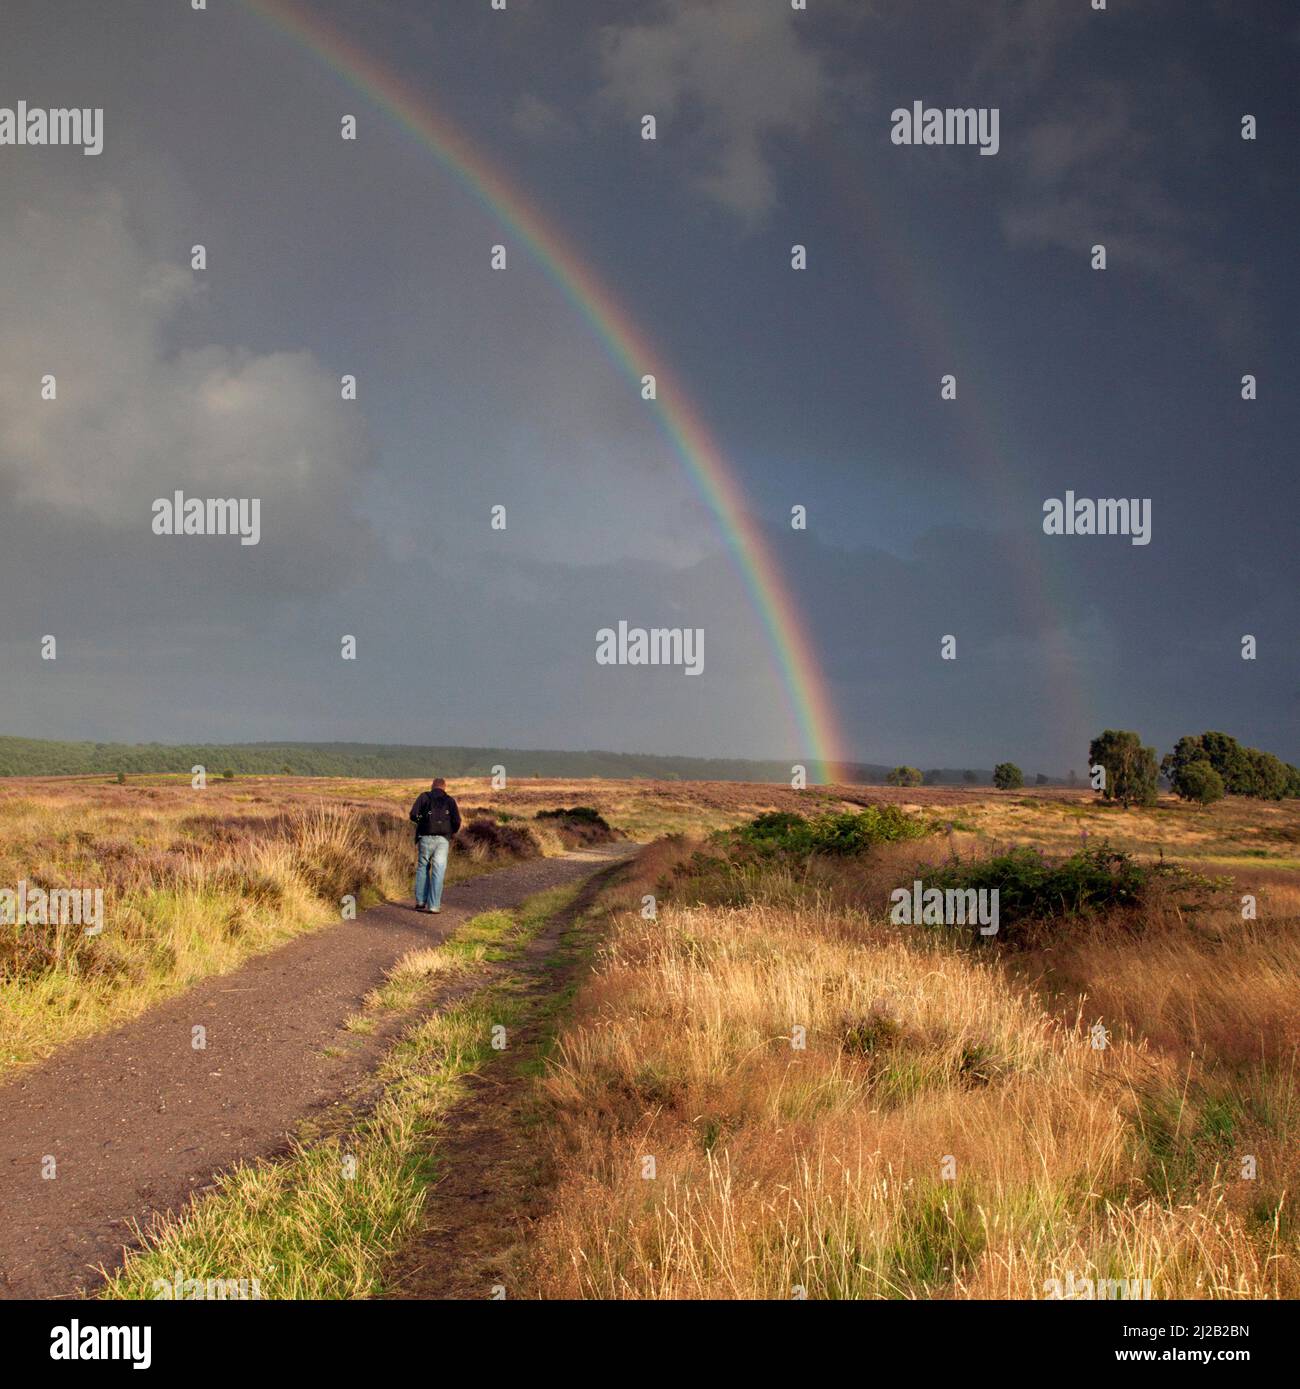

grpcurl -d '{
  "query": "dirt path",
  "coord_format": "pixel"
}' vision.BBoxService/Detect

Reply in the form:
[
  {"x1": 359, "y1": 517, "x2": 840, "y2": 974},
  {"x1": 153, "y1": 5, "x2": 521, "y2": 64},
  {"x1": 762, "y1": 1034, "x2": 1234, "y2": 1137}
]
[
  {"x1": 381, "y1": 862, "x2": 620, "y2": 1300},
  {"x1": 0, "y1": 845, "x2": 632, "y2": 1299}
]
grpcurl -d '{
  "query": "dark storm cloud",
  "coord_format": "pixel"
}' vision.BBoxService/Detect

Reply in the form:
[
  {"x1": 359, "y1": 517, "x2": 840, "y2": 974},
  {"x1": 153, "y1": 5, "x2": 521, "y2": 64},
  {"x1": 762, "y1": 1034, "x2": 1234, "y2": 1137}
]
[{"x1": 1, "y1": 0, "x2": 1295, "y2": 769}]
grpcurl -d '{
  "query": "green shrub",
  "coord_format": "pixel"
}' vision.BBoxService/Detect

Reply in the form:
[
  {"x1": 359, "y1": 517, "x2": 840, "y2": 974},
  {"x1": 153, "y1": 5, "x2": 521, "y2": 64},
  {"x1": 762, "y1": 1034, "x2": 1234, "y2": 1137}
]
[
  {"x1": 737, "y1": 807, "x2": 930, "y2": 856},
  {"x1": 534, "y1": 806, "x2": 617, "y2": 847},
  {"x1": 919, "y1": 845, "x2": 1219, "y2": 943},
  {"x1": 738, "y1": 810, "x2": 805, "y2": 841},
  {"x1": 993, "y1": 762, "x2": 1024, "y2": 790},
  {"x1": 842, "y1": 1007, "x2": 902, "y2": 1055},
  {"x1": 934, "y1": 845, "x2": 1143, "y2": 914},
  {"x1": 535, "y1": 806, "x2": 608, "y2": 826},
  {"x1": 458, "y1": 818, "x2": 541, "y2": 860}
]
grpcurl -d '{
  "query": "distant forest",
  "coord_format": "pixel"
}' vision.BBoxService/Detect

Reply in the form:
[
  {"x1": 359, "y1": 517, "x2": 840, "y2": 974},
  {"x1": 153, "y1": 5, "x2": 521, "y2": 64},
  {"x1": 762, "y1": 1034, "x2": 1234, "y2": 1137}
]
[{"x1": 0, "y1": 736, "x2": 1022, "y2": 785}]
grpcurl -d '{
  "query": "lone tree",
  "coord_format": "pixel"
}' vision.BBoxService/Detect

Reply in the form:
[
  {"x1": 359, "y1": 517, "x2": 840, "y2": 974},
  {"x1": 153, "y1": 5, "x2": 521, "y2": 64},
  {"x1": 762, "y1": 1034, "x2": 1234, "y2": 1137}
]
[
  {"x1": 1034, "y1": 773, "x2": 1049, "y2": 786},
  {"x1": 1088, "y1": 729, "x2": 1159, "y2": 807},
  {"x1": 1172, "y1": 760, "x2": 1225, "y2": 805},
  {"x1": 886, "y1": 766, "x2": 923, "y2": 787},
  {"x1": 993, "y1": 762, "x2": 1024, "y2": 790}
]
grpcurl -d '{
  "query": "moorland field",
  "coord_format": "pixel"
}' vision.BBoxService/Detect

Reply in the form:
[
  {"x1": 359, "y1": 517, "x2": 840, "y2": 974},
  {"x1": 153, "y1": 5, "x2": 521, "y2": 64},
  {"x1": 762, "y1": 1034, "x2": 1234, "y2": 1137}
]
[{"x1": 2, "y1": 773, "x2": 1298, "y2": 1298}]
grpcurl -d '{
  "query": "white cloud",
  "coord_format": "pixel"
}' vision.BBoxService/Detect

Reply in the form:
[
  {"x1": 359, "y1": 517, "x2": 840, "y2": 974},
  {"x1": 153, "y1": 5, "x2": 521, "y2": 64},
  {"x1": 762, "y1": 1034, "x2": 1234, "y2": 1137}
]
[
  {"x1": 0, "y1": 182, "x2": 375, "y2": 571},
  {"x1": 595, "y1": 0, "x2": 828, "y2": 222}
]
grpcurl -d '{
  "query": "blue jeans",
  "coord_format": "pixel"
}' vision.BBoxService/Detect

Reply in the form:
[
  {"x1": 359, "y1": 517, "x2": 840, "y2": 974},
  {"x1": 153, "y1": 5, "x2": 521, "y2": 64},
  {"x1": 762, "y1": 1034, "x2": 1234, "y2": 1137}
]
[{"x1": 414, "y1": 835, "x2": 450, "y2": 909}]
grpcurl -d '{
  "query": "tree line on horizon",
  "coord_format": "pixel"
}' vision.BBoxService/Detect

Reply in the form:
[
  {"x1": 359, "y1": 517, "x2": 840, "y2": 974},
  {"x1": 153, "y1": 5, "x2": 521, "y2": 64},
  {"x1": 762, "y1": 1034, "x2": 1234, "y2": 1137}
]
[
  {"x1": 0, "y1": 737, "x2": 811, "y2": 782},
  {"x1": 887, "y1": 729, "x2": 1298, "y2": 808},
  {"x1": 0, "y1": 737, "x2": 983, "y2": 785},
  {"x1": 887, "y1": 765, "x2": 1048, "y2": 789},
  {"x1": 2, "y1": 734, "x2": 1292, "y2": 799}
]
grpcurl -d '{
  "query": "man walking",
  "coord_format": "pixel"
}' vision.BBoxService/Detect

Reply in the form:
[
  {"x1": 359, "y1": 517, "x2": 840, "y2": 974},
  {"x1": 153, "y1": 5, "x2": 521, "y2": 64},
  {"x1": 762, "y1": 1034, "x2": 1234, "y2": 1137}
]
[{"x1": 408, "y1": 777, "x2": 461, "y2": 913}]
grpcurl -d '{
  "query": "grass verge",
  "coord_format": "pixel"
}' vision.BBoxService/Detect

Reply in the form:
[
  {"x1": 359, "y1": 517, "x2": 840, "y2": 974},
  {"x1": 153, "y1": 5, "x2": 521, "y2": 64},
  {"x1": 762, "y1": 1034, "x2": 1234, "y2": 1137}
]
[{"x1": 100, "y1": 883, "x2": 583, "y2": 1300}]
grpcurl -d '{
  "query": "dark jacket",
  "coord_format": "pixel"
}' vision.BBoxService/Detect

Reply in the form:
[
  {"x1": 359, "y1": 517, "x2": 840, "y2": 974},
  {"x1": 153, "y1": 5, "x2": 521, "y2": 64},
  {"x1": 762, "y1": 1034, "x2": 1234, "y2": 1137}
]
[{"x1": 409, "y1": 787, "x2": 461, "y2": 840}]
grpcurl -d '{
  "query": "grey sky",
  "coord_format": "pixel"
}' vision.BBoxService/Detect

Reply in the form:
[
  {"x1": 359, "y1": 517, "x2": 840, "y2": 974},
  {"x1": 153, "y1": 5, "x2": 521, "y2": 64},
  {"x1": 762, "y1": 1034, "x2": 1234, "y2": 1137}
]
[{"x1": 1, "y1": 0, "x2": 1295, "y2": 773}]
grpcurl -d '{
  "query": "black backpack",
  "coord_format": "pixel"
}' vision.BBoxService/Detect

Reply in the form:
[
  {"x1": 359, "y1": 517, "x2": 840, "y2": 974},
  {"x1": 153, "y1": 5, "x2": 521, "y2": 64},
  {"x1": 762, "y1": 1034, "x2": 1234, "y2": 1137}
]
[{"x1": 417, "y1": 793, "x2": 453, "y2": 837}]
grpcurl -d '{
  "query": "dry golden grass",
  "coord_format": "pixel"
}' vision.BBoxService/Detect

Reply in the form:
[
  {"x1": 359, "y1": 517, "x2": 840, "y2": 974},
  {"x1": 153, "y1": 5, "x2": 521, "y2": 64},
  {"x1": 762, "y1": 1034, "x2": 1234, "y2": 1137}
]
[
  {"x1": 1, "y1": 770, "x2": 748, "y2": 1071},
  {"x1": 522, "y1": 833, "x2": 1300, "y2": 1300},
  {"x1": 14, "y1": 772, "x2": 1299, "y2": 863},
  {"x1": 0, "y1": 770, "x2": 947, "y2": 1074},
  {"x1": 0, "y1": 780, "x2": 507, "y2": 1071},
  {"x1": 937, "y1": 790, "x2": 1300, "y2": 870},
  {"x1": 1016, "y1": 890, "x2": 1300, "y2": 1066},
  {"x1": 6, "y1": 772, "x2": 1300, "y2": 1300}
]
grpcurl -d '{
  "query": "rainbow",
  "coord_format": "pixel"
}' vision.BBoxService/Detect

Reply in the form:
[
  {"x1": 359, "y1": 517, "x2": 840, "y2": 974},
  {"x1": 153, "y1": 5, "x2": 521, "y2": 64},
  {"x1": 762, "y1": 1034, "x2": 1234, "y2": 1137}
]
[{"x1": 240, "y1": 0, "x2": 850, "y2": 782}]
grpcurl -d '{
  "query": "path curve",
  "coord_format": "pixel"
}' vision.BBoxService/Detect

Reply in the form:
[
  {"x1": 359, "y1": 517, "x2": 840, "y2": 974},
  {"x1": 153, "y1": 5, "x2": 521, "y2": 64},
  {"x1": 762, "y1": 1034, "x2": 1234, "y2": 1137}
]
[{"x1": 0, "y1": 845, "x2": 633, "y2": 1299}]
